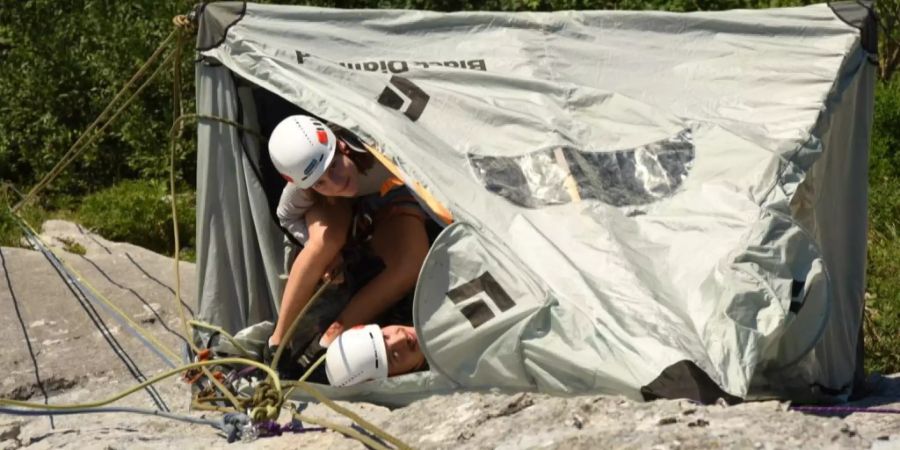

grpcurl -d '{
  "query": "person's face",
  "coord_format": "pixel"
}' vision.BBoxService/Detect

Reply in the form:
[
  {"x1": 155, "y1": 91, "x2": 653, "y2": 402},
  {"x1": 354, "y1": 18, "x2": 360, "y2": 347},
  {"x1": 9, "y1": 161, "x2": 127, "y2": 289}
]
[
  {"x1": 382, "y1": 325, "x2": 425, "y2": 376},
  {"x1": 311, "y1": 140, "x2": 359, "y2": 197}
]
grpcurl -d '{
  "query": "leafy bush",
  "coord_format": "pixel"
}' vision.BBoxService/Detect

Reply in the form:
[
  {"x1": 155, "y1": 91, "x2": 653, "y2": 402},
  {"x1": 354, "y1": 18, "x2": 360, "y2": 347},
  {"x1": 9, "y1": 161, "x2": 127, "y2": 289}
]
[
  {"x1": 0, "y1": 1, "x2": 197, "y2": 199},
  {"x1": 0, "y1": 205, "x2": 21, "y2": 248},
  {"x1": 77, "y1": 179, "x2": 194, "y2": 258},
  {"x1": 865, "y1": 77, "x2": 900, "y2": 374},
  {"x1": 0, "y1": 188, "x2": 59, "y2": 249},
  {"x1": 866, "y1": 230, "x2": 900, "y2": 374}
]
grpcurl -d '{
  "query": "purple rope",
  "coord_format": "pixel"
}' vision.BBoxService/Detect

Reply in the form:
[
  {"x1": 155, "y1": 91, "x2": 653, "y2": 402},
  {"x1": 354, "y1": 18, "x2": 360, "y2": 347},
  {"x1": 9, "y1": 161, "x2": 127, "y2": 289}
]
[
  {"x1": 256, "y1": 420, "x2": 283, "y2": 436},
  {"x1": 283, "y1": 420, "x2": 326, "y2": 434},
  {"x1": 224, "y1": 366, "x2": 258, "y2": 385},
  {"x1": 255, "y1": 419, "x2": 326, "y2": 438},
  {"x1": 791, "y1": 405, "x2": 900, "y2": 415}
]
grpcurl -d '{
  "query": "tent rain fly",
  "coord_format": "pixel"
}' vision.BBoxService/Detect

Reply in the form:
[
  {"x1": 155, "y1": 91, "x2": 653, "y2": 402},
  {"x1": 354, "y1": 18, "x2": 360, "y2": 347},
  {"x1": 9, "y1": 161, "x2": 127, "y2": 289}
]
[{"x1": 193, "y1": 1, "x2": 876, "y2": 406}]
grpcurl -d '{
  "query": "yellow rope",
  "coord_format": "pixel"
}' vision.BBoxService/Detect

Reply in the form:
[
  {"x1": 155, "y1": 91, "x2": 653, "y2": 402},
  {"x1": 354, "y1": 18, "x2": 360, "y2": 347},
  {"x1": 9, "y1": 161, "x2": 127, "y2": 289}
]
[
  {"x1": 14, "y1": 49, "x2": 176, "y2": 215},
  {"x1": 282, "y1": 354, "x2": 327, "y2": 400},
  {"x1": 0, "y1": 357, "x2": 279, "y2": 411},
  {"x1": 172, "y1": 28, "x2": 187, "y2": 139},
  {"x1": 268, "y1": 280, "x2": 332, "y2": 375},
  {"x1": 1, "y1": 182, "x2": 24, "y2": 201},
  {"x1": 288, "y1": 381, "x2": 413, "y2": 450},
  {"x1": 161, "y1": 87, "x2": 280, "y2": 414},
  {"x1": 295, "y1": 413, "x2": 393, "y2": 450},
  {"x1": 161, "y1": 32, "x2": 270, "y2": 414},
  {"x1": 174, "y1": 113, "x2": 265, "y2": 139},
  {"x1": 167, "y1": 48, "x2": 247, "y2": 411},
  {"x1": 172, "y1": 14, "x2": 196, "y2": 33},
  {"x1": 298, "y1": 354, "x2": 327, "y2": 384},
  {"x1": 191, "y1": 401, "x2": 236, "y2": 414},
  {"x1": 13, "y1": 30, "x2": 178, "y2": 213},
  {"x1": 188, "y1": 320, "x2": 254, "y2": 358},
  {"x1": 14, "y1": 206, "x2": 256, "y2": 411},
  {"x1": 164, "y1": 111, "x2": 265, "y2": 350},
  {"x1": 6, "y1": 16, "x2": 414, "y2": 446},
  {"x1": 13, "y1": 213, "x2": 184, "y2": 364},
  {"x1": 168, "y1": 35, "x2": 195, "y2": 357}
]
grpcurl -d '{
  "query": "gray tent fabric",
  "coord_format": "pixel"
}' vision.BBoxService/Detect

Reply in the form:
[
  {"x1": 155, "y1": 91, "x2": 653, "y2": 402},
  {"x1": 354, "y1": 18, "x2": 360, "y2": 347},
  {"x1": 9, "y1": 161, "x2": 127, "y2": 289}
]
[
  {"x1": 195, "y1": 2, "x2": 245, "y2": 52},
  {"x1": 829, "y1": 1, "x2": 877, "y2": 55},
  {"x1": 195, "y1": 63, "x2": 283, "y2": 333},
  {"x1": 194, "y1": 2, "x2": 875, "y2": 404}
]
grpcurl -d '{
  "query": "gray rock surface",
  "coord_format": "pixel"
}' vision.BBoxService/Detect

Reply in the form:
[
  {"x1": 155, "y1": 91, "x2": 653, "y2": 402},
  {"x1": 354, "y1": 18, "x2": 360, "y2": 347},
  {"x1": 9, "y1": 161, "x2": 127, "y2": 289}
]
[{"x1": 0, "y1": 220, "x2": 898, "y2": 449}]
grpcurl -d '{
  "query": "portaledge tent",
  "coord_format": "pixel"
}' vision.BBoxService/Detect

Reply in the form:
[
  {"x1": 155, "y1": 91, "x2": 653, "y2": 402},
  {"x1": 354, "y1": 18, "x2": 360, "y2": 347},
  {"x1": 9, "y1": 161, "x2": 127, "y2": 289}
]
[{"x1": 193, "y1": 1, "x2": 876, "y2": 406}]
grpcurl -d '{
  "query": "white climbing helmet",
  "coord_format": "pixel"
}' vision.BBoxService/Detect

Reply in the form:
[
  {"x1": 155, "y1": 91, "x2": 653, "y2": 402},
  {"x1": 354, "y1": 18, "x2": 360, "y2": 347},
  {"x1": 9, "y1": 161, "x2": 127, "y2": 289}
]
[
  {"x1": 324, "y1": 324, "x2": 389, "y2": 387},
  {"x1": 268, "y1": 115, "x2": 337, "y2": 189}
]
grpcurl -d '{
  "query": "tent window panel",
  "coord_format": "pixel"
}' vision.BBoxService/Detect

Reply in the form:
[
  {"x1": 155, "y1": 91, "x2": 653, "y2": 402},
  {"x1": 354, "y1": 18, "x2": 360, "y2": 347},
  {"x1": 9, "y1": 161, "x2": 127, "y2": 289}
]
[
  {"x1": 468, "y1": 128, "x2": 694, "y2": 208},
  {"x1": 468, "y1": 151, "x2": 572, "y2": 209}
]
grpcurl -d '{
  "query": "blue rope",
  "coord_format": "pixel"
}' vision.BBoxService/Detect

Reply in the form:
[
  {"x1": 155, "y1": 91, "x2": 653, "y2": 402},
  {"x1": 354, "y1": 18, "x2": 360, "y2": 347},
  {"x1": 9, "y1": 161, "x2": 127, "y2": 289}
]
[
  {"x1": 16, "y1": 219, "x2": 172, "y2": 411},
  {"x1": 0, "y1": 406, "x2": 222, "y2": 429}
]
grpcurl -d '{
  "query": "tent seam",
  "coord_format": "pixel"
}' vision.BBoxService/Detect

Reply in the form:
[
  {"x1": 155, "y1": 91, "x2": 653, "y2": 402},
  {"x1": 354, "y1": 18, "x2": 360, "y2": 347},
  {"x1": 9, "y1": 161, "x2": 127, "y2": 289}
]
[{"x1": 196, "y1": 1, "x2": 248, "y2": 52}]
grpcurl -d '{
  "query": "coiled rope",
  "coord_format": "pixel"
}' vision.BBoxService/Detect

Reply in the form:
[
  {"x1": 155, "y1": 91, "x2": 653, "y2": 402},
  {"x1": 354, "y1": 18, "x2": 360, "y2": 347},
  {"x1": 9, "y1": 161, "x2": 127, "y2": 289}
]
[{"x1": 3, "y1": 12, "x2": 413, "y2": 448}]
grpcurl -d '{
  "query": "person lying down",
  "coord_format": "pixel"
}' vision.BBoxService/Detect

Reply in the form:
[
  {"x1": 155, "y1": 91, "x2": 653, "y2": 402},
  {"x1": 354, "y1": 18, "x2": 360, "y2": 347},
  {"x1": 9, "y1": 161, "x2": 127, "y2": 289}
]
[
  {"x1": 323, "y1": 324, "x2": 426, "y2": 387},
  {"x1": 205, "y1": 292, "x2": 428, "y2": 387},
  {"x1": 264, "y1": 250, "x2": 430, "y2": 385}
]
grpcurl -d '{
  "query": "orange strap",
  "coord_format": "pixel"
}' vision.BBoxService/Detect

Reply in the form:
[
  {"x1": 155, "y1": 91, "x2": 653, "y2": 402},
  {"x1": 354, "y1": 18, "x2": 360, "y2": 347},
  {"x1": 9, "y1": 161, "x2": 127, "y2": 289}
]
[
  {"x1": 364, "y1": 144, "x2": 454, "y2": 225},
  {"x1": 379, "y1": 176, "x2": 406, "y2": 197}
]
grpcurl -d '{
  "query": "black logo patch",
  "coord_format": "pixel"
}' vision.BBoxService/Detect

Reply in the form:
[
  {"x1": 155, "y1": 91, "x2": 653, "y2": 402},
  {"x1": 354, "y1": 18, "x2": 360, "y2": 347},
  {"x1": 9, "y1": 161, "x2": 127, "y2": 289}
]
[
  {"x1": 447, "y1": 272, "x2": 515, "y2": 329},
  {"x1": 377, "y1": 76, "x2": 430, "y2": 122}
]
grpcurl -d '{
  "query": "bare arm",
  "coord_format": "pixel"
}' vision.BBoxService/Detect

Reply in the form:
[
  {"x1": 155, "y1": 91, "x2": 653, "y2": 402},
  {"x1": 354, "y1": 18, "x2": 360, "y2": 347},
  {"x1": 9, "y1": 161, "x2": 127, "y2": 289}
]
[
  {"x1": 322, "y1": 212, "x2": 429, "y2": 343},
  {"x1": 271, "y1": 198, "x2": 351, "y2": 346}
]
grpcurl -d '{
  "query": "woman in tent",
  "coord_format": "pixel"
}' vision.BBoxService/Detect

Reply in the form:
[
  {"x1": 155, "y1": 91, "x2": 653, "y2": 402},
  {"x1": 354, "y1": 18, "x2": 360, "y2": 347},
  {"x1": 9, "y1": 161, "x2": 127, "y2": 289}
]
[
  {"x1": 323, "y1": 324, "x2": 426, "y2": 386},
  {"x1": 265, "y1": 114, "x2": 431, "y2": 378},
  {"x1": 286, "y1": 323, "x2": 426, "y2": 386}
]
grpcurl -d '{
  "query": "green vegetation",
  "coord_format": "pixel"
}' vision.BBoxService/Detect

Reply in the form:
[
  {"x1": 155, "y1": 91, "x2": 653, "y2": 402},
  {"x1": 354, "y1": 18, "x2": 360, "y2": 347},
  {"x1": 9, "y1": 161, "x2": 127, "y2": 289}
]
[
  {"x1": 0, "y1": 205, "x2": 23, "y2": 249},
  {"x1": 0, "y1": 187, "x2": 55, "y2": 249},
  {"x1": 864, "y1": 77, "x2": 900, "y2": 374},
  {"x1": 56, "y1": 236, "x2": 87, "y2": 255},
  {"x1": 0, "y1": 0, "x2": 898, "y2": 372},
  {"x1": 0, "y1": 0, "x2": 196, "y2": 253},
  {"x1": 77, "y1": 179, "x2": 195, "y2": 258}
]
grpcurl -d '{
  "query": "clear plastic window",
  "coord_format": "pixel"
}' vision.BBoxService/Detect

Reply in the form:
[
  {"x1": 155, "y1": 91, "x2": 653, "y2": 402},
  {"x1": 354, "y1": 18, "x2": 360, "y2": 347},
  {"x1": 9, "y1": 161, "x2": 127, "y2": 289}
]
[{"x1": 469, "y1": 129, "x2": 694, "y2": 208}]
